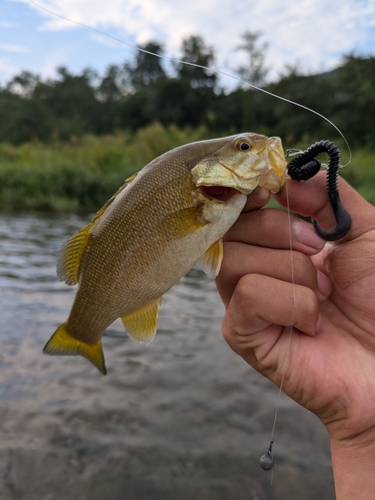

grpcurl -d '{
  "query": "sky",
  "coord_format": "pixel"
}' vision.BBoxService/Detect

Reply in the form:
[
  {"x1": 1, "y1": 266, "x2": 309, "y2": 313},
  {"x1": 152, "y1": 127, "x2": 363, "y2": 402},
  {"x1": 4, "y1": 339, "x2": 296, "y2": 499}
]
[{"x1": 1, "y1": 0, "x2": 375, "y2": 88}]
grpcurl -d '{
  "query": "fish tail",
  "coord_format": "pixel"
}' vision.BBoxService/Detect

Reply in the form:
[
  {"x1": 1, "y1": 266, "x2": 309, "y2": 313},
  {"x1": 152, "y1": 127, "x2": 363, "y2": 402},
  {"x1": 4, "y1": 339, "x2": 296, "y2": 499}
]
[{"x1": 43, "y1": 323, "x2": 107, "y2": 375}]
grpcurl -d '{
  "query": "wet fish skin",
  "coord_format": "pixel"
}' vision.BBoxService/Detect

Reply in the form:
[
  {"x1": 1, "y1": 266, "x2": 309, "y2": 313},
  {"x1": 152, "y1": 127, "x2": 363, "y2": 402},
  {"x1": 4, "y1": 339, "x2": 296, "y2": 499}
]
[{"x1": 44, "y1": 133, "x2": 286, "y2": 374}]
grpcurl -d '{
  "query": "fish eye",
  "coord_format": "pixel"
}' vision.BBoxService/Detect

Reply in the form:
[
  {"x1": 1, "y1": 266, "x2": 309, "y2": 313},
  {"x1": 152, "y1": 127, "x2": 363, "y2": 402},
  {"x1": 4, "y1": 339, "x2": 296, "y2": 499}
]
[{"x1": 236, "y1": 140, "x2": 251, "y2": 152}]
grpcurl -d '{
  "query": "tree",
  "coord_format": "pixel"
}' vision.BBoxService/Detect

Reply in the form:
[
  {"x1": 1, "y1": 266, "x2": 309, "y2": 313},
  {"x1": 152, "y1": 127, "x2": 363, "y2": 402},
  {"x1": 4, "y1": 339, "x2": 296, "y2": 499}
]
[
  {"x1": 6, "y1": 71, "x2": 39, "y2": 98},
  {"x1": 124, "y1": 41, "x2": 166, "y2": 89},
  {"x1": 0, "y1": 92, "x2": 41, "y2": 143},
  {"x1": 235, "y1": 30, "x2": 269, "y2": 87},
  {"x1": 97, "y1": 65, "x2": 123, "y2": 102},
  {"x1": 330, "y1": 54, "x2": 375, "y2": 147},
  {"x1": 32, "y1": 66, "x2": 102, "y2": 138},
  {"x1": 177, "y1": 35, "x2": 216, "y2": 90}
]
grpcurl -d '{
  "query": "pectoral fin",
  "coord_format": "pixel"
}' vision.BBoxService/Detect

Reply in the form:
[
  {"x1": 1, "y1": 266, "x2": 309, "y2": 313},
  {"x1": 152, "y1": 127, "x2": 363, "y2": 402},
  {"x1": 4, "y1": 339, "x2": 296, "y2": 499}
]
[
  {"x1": 43, "y1": 323, "x2": 107, "y2": 375},
  {"x1": 57, "y1": 173, "x2": 138, "y2": 285},
  {"x1": 121, "y1": 298, "x2": 163, "y2": 345},
  {"x1": 195, "y1": 239, "x2": 223, "y2": 278},
  {"x1": 162, "y1": 206, "x2": 206, "y2": 240}
]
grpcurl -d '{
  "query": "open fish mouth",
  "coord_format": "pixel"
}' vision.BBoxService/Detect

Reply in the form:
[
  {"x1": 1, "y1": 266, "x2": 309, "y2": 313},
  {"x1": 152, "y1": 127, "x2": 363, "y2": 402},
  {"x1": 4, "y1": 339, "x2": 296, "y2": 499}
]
[{"x1": 199, "y1": 185, "x2": 242, "y2": 202}]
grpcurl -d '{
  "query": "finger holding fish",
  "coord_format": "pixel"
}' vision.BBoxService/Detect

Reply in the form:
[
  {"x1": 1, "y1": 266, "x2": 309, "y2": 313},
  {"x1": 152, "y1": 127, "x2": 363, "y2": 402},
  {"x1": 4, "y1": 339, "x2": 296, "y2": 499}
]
[
  {"x1": 241, "y1": 186, "x2": 271, "y2": 212},
  {"x1": 217, "y1": 242, "x2": 330, "y2": 308},
  {"x1": 217, "y1": 194, "x2": 331, "y2": 307},
  {"x1": 223, "y1": 207, "x2": 326, "y2": 254}
]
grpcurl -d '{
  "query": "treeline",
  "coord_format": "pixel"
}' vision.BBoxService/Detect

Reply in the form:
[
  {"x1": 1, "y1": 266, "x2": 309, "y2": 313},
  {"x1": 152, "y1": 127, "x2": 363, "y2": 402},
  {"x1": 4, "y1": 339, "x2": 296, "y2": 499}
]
[{"x1": 1, "y1": 33, "x2": 375, "y2": 148}]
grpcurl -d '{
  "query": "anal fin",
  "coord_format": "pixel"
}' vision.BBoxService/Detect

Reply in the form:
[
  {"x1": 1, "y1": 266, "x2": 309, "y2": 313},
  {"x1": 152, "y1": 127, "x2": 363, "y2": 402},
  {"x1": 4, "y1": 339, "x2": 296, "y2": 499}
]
[
  {"x1": 43, "y1": 323, "x2": 107, "y2": 375},
  {"x1": 121, "y1": 298, "x2": 163, "y2": 345},
  {"x1": 195, "y1": 239, "x2": 223, "y2": 278}
]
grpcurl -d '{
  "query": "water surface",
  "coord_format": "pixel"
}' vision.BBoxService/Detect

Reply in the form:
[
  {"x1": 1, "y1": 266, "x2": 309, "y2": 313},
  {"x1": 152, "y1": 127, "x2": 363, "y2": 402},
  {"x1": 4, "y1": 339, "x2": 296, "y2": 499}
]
[{"x1": 0, "y1": 212, "x2": 335, "y2": 499}]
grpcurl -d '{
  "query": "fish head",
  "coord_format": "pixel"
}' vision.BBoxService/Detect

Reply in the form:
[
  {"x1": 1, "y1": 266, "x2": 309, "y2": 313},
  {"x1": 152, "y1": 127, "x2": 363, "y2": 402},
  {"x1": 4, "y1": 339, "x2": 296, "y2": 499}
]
[{"x1": 191, "y1": 133, "x2": 286, "y2": 197}]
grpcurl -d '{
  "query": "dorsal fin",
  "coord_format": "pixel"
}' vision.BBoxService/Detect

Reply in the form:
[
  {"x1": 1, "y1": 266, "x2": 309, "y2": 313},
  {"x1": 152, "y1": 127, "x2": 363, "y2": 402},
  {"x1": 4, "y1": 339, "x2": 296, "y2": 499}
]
[
  {"x1": 57, "y1": 173, "x2": 138, "y2": 285},
  {"x1": 57, "y1": 224, "x2": 93, "y2": 285}
]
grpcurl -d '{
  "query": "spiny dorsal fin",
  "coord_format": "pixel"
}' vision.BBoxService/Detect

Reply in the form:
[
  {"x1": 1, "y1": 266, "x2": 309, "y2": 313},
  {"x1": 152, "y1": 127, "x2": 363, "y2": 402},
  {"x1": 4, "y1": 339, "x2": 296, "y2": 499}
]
[
  {"x1": 121, "y1": 297, "x2": 163, "y2": 345},
  {"x1": 57, "y1": 173, "x2": 138, "y2": 285},
  {"x1": 195, "y1": 239, "x2": 223, "y2": 278},
  {"x1": 43, "y1": 323, "x2": 107, "y2": 375}
]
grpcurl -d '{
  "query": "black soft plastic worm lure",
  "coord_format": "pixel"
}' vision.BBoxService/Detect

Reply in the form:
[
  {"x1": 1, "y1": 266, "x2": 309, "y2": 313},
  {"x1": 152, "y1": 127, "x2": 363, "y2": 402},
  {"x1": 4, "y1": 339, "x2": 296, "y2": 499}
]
[{"x1": 287, "y1": 140, "x2": 352, "y2": 241}]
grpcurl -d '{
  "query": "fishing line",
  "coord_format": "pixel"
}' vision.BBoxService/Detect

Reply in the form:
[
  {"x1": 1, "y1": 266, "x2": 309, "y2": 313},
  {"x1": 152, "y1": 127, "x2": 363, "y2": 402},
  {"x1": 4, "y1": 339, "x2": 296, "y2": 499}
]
[
  {"x1": 27, "y1": 0, "x2": 352, "y2": 166},
  {"x1": 259, "y1": 181, "x2": 296, "y2": 478}
]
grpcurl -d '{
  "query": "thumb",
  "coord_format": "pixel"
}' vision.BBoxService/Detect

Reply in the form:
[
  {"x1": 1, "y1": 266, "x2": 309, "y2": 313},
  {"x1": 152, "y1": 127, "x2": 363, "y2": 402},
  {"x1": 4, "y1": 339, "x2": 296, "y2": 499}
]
[{"x1": 274, "y1": 172, "x2": 375, "y2": 242}]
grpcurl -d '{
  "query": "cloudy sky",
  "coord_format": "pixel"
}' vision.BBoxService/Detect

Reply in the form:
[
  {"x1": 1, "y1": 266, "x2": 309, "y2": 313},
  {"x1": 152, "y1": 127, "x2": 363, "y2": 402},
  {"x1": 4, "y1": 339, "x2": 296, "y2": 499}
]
[{"x1": 1, "y1": 0, "x2": 375, "y2": 87}]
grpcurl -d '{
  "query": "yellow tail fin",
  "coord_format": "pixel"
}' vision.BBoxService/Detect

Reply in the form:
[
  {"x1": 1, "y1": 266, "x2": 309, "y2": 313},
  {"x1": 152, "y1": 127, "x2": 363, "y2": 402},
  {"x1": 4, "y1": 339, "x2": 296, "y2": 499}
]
[{"x1": 43, "y1": 323, "x2": 107, "y2": 375}]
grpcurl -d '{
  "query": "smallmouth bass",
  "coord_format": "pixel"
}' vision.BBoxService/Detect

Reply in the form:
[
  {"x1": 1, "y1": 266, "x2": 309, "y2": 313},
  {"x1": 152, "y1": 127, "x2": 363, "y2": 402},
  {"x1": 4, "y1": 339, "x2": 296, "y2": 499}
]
[{"x1": 44, "y1": 133, "x2": 286, "y2": 374}]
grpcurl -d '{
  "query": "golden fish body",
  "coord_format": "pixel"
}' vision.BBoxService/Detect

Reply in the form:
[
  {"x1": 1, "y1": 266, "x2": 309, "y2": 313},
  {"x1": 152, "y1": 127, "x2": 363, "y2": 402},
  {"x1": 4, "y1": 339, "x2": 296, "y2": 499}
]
[{"x1": 44, "y1": 133, "x2": 286, "y2": 374}]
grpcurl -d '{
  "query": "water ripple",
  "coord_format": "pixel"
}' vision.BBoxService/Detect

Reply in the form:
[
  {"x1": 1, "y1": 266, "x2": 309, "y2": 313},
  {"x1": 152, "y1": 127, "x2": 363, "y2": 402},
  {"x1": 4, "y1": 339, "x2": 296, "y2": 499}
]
[{"x1": 0, "y1": 212, "x2": 334, "y2": 499}]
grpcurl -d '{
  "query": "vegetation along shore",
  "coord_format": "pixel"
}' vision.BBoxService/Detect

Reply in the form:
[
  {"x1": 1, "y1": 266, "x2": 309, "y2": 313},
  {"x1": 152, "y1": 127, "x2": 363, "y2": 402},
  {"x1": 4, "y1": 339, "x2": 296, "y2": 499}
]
[{"x1": 1, "y1": 34, "x2": 374, "y2": 212}]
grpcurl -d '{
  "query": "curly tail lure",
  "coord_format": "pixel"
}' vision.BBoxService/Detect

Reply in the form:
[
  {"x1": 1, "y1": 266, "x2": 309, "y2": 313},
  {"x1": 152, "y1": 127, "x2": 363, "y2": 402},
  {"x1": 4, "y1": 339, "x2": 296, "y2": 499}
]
[{"x1": 287, "y1": 140, "x2": 352, "y2": 241}]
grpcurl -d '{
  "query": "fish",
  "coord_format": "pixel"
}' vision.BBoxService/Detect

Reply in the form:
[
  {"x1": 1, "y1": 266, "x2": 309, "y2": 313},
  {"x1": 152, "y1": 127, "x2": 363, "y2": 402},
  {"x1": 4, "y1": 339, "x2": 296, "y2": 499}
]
[{"x1": 44, "y1": 133, "x2": 286, "y2": 374}]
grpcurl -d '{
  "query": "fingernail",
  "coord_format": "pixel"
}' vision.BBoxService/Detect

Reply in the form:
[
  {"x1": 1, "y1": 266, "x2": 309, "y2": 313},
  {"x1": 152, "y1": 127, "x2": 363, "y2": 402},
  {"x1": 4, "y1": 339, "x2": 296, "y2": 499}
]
[
  {"x1": 293, "y1": 219, "x2": 325, "y2": 250},
  {"x1": 317, "y1": 271, "x2": 332, "y2": 298}
]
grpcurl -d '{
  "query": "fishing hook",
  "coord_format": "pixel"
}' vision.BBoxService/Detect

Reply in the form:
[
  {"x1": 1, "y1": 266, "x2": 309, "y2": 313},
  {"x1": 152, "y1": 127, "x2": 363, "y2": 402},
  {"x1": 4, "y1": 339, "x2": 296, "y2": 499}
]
[{"x1": 287, "y1": 140, "x2": 352, "y2": 241}]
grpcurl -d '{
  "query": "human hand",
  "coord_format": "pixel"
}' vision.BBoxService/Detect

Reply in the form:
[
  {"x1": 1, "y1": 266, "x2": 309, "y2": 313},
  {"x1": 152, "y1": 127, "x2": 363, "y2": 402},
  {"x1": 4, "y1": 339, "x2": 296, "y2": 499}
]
[{"x1": 216, "y1": 172, "x2": 375, "y2": 454}]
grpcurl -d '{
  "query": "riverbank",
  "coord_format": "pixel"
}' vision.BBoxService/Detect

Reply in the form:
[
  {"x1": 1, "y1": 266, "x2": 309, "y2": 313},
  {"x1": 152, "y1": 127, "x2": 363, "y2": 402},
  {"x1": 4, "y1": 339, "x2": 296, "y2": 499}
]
[{"x1": 1, "y1": 125, "x2": 374, "y2": 212}]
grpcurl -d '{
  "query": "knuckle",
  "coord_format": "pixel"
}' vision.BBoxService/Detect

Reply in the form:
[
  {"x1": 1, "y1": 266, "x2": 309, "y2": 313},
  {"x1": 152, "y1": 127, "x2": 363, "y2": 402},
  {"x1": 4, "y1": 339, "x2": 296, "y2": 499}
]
[
  {"x1": 221, "y1": 312, "x2": 240, "y2": 350},
  {"x1": 233, "y1": 274, "x2": 259, "y2": 305}
]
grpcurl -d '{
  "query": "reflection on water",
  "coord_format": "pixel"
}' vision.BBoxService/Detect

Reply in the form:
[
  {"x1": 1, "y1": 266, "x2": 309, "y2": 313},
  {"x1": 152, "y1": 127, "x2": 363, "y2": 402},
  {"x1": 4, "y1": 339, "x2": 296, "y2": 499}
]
[{"x1": 0, "y1": 213, "x2": 335, "y2": 499}]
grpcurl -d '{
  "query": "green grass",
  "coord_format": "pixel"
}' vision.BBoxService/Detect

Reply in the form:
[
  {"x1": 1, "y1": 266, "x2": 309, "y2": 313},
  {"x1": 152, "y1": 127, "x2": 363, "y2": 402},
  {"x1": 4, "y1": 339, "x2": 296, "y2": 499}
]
[
  {"x1": 0, "y1": 124, "x2": 374, "y2": 211},
  {"x1": 0, "y1": 123, "x2": 211, "y2": 212}
]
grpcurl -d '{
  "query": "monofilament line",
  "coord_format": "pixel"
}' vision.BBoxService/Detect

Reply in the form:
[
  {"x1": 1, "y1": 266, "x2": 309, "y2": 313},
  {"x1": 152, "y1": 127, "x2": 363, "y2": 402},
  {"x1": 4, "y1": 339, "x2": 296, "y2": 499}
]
[
  {"x1": 260, "y1": 182, "x2": 296, "y2": 482},
  {"x1": 27, "y1": 0, "x2": 351, "y2": 166}
]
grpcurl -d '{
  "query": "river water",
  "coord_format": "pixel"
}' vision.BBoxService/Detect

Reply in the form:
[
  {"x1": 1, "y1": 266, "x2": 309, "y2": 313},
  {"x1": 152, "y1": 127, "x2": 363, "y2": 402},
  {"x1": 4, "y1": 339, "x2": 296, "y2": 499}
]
[{"x1": 0, "y1": 212, "x2": 335, "y2": 500}]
